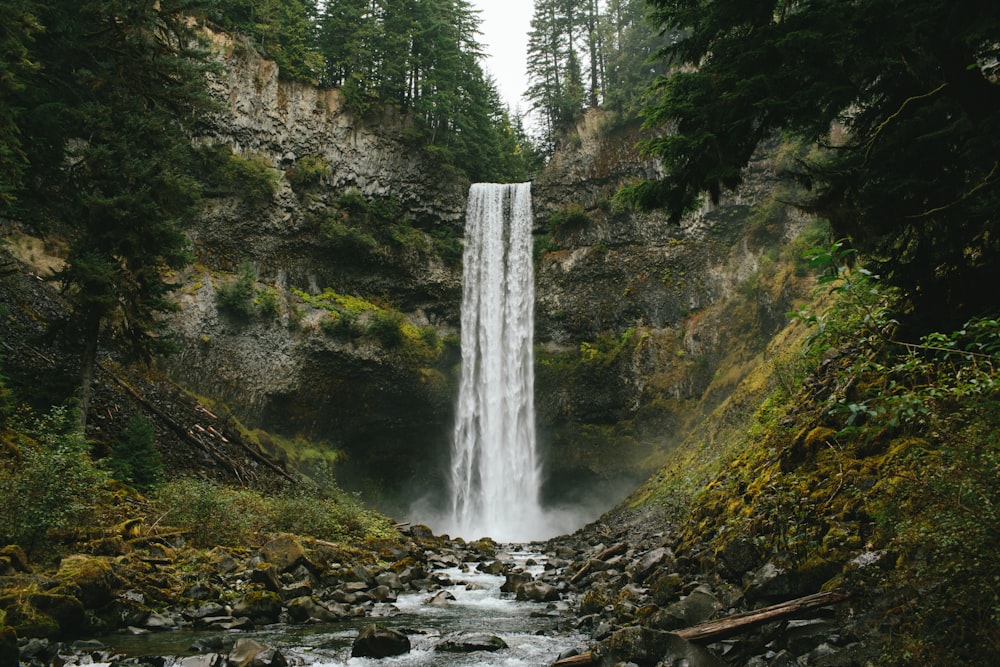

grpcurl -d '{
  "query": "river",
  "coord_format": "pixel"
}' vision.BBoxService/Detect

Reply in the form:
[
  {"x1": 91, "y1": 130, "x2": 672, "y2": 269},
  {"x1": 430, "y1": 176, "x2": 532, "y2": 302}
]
[{"x1": 96, "y1": 548, "x2": 586, "y2": 667}]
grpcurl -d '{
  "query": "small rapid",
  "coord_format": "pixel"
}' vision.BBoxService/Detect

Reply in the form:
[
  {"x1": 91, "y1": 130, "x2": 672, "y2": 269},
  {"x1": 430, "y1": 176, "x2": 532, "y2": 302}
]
[{"x1": 95, "y1": 548, "x2": 585, "y2": 667}]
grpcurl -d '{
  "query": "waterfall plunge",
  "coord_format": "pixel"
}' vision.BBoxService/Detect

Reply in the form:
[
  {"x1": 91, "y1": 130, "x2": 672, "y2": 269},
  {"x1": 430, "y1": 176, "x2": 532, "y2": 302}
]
[{"x1": 448, "y1": 182, "x2": 547, "y2": 543}]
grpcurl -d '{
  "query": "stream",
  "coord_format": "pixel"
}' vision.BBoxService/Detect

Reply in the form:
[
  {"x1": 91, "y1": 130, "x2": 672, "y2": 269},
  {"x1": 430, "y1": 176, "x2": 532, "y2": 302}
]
[{"x1": 96, "y1": 549, "x2": 586, "y2": 667}]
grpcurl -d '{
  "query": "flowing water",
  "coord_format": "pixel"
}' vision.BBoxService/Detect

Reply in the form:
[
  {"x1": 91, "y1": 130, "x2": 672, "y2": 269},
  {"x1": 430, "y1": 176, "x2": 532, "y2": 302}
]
[
  {"x1": 98, "y1": 550, "x2": 585, "y2": 667},
  {"x1": 447, "y1": 183, "x2": 547, "y2": 543}
]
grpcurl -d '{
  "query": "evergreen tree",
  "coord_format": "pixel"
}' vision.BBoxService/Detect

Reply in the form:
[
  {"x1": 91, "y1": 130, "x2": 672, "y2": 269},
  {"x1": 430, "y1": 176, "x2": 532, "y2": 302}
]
[
  {"x1": 627, "y1": 0, "x2": 1000, "y2": 328},
  {"x1": 14, "y1": 0, "x2": 215, "y2": 428},
  {"x1": 0, "y1": 0, "x2": 41, "y2": 212}
]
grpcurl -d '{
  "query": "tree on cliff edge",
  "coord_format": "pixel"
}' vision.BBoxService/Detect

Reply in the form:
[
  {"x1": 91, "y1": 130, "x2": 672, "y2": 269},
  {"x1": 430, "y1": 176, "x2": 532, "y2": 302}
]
[{"x1": 625, "y1": 0, "x2": 1000, "y2": 329}]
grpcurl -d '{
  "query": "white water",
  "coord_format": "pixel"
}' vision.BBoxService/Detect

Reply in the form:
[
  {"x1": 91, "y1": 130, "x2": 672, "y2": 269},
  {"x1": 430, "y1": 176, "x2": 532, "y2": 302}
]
[{"x1": 446, "y1": 183, "x2": 548, "y2": 542}]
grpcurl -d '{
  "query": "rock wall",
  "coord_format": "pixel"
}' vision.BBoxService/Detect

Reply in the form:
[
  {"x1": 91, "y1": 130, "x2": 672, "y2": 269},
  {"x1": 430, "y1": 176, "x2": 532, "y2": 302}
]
[
  {"x1": 166, "y1": 34, "x2": 815, "y2": 521},
  {"x1": 531, "y1": 110, "x2": 815, "y2": 509}
]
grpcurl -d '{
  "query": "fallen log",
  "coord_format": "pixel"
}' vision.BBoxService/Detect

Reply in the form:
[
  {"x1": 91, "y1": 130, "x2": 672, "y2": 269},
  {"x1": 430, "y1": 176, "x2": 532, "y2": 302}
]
[
  {"x1": 551, "y1": 651, "x2": 598, "y2": 666},
  {"x1": 675, "y1": 589, "x2": 850, "y2": 643}
]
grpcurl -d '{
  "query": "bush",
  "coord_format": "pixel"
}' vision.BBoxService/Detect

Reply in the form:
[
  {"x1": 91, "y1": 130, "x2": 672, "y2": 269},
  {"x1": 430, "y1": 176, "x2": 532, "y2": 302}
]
[
  {"x1": 0, "y1": 406, "x2": 108, "y2": 555},
  {"x1": 255, "y1": 287, "x2": 280, "y2": 320},
  {"x1": 369, "y1": 310, "x2": 406, "y2": 349},
  {"x1": 106, "y1": 414, "x2": 162, "y2": 491},
  {"x1": 285, "y1": 155, "x2": 331, "y2": 191},
  {"x1": 549, "y1": 203, "x2": 591, "y2": 235},
  {"x1": 223, "y1": 153, "x2": 281, "y2": 204},
  {"x1": 216, "y1": 262, "x2": 257, "y2": 318},
  {"x1": 153, "y1": 478, "x2": 266, "y2": 547}
]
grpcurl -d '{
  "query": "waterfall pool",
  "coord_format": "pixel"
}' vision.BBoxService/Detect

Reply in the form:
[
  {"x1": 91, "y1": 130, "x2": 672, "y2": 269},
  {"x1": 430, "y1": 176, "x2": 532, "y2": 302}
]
[{"x1": 95, "y1": 549, "x2": 586, "y2": 667}]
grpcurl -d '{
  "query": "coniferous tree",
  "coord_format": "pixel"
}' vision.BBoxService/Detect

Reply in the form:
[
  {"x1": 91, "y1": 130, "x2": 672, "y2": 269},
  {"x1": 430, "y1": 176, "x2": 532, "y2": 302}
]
[
  {"x1": 14, "y1": 0, "x2": 215, "y2": 428},
  {"x1": 626, "y1": 0, "x2": 1000, "y2": 328}
]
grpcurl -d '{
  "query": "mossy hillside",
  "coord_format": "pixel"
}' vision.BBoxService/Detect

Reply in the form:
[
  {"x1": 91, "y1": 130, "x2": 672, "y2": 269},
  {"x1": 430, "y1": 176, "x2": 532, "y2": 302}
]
[{"x1": 627, "y1": 268, "x2": 1000, "y2": 664}]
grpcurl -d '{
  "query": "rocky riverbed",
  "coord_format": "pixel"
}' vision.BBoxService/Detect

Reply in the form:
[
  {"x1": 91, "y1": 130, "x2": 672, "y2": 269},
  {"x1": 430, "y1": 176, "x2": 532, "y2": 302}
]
[{"x1": 3, "y1": 502, "x2": 891, "y2": 667}]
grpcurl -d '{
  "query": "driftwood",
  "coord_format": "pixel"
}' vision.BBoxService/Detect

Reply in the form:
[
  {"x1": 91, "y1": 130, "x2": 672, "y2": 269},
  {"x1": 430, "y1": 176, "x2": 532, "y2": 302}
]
[
  {"x1": 550, "y1": 590, "x2": 850, "y2": 667},
  {"x1": 675, "y1": 589, "x2": 850, "y2": 643}
]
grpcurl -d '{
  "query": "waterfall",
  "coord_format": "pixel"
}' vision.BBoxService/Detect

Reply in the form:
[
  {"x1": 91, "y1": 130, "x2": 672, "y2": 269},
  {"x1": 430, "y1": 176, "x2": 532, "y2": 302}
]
[{"x1": 448, "y1": 182, "x2": 546, "y2": 542}]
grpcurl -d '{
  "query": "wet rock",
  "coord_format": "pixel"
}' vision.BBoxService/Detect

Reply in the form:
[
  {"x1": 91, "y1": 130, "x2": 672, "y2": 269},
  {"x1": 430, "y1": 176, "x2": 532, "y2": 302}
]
[
  {"x1": 179, "y1": 653, "x2": 225, "y2": 667},
  {"x1": 477, "y1": 560, "x2": 507, "y2": 575},
  {"x1": 374, "y1": 571, "x2": 403, "y2": 592},
  {"x1": 250, "y1": 565, "x2": 282, "y2": 592},
  {"x1": 515, "y1": 581, "x2": 560, "y2": 602},
  {"x1": 596, "y1": 626, "x2": 725, "y2": 667},
  {"x1": 745, "y1": 562, "x2": 800, "y2": 603},
  {"x1": 144, "y1": 612, "x2": 180, "y2": 631},
  {"x1": 501, "y1": 571, "x2": 534, "y2": 593},
  {"x1": 425, "y1": 590, "x2": 456, "y2": 606},
  {"x1": 435, "y1": 633, "x2": 508, "y2": 653},
  {"x1": 350, "y1": 624, "x2": 410, "y2": 658},
  {"x1": 716, "y1": 538, "x2": 760, "y2": 579},
  {"x1": 369, "y1": 585, "x2": 396, "y2": 603},
  {"x1": 278, "y1": 580, "x2": 312, "y2": 601},
  {"x1": 227, "y1": 638, "x2": 268, "y2": 667}
]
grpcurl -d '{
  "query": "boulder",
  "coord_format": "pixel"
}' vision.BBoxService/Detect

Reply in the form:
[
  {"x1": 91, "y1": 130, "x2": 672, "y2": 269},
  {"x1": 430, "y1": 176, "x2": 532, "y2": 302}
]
[
  {"x1": 425, "y1": 590, "x2": 456, "y2": 606},
  {"x1": 500, "y1": 570, "x2": 535, "y2": 593},
  {"x1": 0, "y1": 546, "x2": 30, "y2": 574},
  {"x1": 435, "y1": 633, "x2": 508, "y2": 653},
  {"x1": 55, "y1": 555, "x2": 118, "y2": 608},
  {"x1": 285, "y1": 596, "x2": 343, "y2": 623},
  {"x1": 515, "y1": 581, "x2": 560, "y2": 602},
  {"x1": 650, "y1": 586, "x2": 723, "y2": 630},
  {"x1": 628, "y1": 547, "x2": 672, "y2": 584},
  {"x1": 227, "y1": 638, "x2": 287, "y2": 667},
  {"x1": 597, "y1": 626, "x2": 725, "y2": 667},
  {"x1": 350, "y1": 624, "x2": 410, "y2": 658},
  {"x1": 259, "y1": 535, "x2": 308, "y2": 573},
  {"x1": 232, "y1": 591, "x2": 282, "y2": 625}
]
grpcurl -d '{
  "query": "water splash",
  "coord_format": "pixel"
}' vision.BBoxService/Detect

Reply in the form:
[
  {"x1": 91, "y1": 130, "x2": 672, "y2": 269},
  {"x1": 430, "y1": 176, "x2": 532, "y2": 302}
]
[{"x1": 447, "y1": 183, "x2": 546, "y2": 542}]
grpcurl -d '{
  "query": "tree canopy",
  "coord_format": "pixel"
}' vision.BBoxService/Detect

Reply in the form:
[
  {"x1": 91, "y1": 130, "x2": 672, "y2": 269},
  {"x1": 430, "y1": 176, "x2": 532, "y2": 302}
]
[{"x1": 626, "y1": 0, "x2": 1000, "y2": 328}]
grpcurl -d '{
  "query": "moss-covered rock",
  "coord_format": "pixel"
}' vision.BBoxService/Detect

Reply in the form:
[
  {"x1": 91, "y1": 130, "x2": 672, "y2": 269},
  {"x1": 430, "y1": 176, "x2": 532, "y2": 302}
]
[{"x1": 56, "y1": 554, "x2": 117, "y2": 608}]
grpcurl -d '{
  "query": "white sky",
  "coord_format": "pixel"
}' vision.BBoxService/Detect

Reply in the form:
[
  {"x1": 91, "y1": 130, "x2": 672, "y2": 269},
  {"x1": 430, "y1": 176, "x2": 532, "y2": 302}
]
[{"x1": 470, "y1": 0, "x2": 535, "y2": 113}]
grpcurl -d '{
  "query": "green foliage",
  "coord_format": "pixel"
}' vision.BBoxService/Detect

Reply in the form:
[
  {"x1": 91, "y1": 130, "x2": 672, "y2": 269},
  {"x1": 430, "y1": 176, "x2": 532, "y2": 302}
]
[
  {"x1": 221, "y1": 153, "x2": 281, "y2": 205},
  {"x1": 254, "y1": 287, "x2": 280, "y2": 320},
  {"x1": 152, "y1": 477, "x2": 266, "y2": 548},
  {"x1": 285, "y1": 155, "x2": 331, "y2": 191},
  {"x1": 216, "y1": 262, "x2": 258, "y2": 319},
  {"x1": 106, "y1": 414, "x2": 162, "y2": 491},
  {"x1": 152, "y1": 476, "x2": 397, "y2": 546},
  {"x1": 549, "y1": 203, "x2": 591, "y2": 236},
  {"x1": 0, "y1": 406, "x2": 108, "y2": 555},
  {"x1": 633, "y1": 0, "x2": 1000, "y2": 327},
  {"x1": 369, "y1": 310, "x2": 406, "y2": 349}
]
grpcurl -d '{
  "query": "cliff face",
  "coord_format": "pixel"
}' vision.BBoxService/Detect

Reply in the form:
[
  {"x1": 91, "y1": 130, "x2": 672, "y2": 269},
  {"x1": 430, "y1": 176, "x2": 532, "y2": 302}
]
[
  {"x1": 531, "y1": 110, "x2": 815, "y2": 508},
  {"x1": 166, "y1": 37, "x2": 815, "y2": 521}
]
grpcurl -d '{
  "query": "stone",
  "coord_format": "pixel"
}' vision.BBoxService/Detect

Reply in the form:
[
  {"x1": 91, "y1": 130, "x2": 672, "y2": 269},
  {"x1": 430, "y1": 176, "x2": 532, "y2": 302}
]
[
  {"x1": 0, "y1": 546, "x2": 30, "y2": 574},
  {"x1": 375, "y1": 571, "x2": 404, "y2": 591},
  {"x1": 628, "y1": 546, "x2": 672, "y2": 584},
  {"x1": 228, "y1": 638, "x2": 269, "y2": 667},
  {"x1": 434, "y1": 633, "x2": 508, "y2": 653},
  {"x1": 501, "y1": 571, "x2": 534, "y2": 593},
  {"x1": 55, "y1": 555, "x2": 118, "y2": 608},
  {"x1": 477, "y1": 560, "x2": 507, "y2": 575},
  {"x1": 232, "y1": 591, "x2": 282, "y2": 625},
  {"x1": 285, "y1": 596, "x2": 343, "y2": 623},
  {"x1": 425, "y1": 590, "x2": 456, "y2": 606},
  {"x1": 651, "y1": 585, "x2": 723, "y2": 630},
  {"x1": 597, "y1": 626, "x2": 726, "y2": 667},
  {"x1": 179, "y1": 653, "x2": 224, "y2": 667},
  {"x1": 144, "y1": 612, "x2": 180, "y2": 631},
  {"x1": 259, "y1": 535, "x2": 308, "y2": 573},
  {"x1": 515, "y1": 581, "x2": 560, "y2": 602},
  {"x1": 350, "y1": 624, "x2": 410, "y2": 658}
]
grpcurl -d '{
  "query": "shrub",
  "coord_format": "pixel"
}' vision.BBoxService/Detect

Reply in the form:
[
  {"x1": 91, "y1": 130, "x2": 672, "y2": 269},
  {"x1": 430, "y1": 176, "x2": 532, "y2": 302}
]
[
  {"x1": 549, "y1": 203, "x2": 591, "y2": 235},
  {"x1": 369, "y1": 310, "x2": 406, "y2": 349},
  {"x1": 216, "y1": 262, "x2": 257, "y2": 319},
  {"x1": 255, "y1": 287, "x2": 280, "y2": 320},
  {"x1": 0, "y1": 406, "x2": 108, "y2": 555},
  {"x1": 320, "y1": 216, "x2": 378, "y2": 253},
  {"x1": 223, "y1": 153, "x2": 281, "y2": 204},
  {"x1": 153, "y1": 477, "x2": 266, "y2": 547},
  {"x1": 285, "y1": 155, "x2": 331, "y2": 191},
  {"x1": 106, "y1": 414, "x2": 162, "y2": 491}
]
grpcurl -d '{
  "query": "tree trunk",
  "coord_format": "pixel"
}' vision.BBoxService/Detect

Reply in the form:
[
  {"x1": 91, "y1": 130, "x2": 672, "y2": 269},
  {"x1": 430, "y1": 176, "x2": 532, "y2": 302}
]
[{"x1": 76, "y1": 311, "x2": 102, "y2": 432}]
